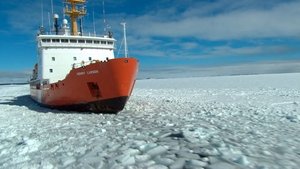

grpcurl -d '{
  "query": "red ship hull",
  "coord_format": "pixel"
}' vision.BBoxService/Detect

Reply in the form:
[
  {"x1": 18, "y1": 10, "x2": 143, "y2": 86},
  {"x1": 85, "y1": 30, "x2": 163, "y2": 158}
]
[{"x1": 30, "y1": 58, "x2": 138, "y2": 113}]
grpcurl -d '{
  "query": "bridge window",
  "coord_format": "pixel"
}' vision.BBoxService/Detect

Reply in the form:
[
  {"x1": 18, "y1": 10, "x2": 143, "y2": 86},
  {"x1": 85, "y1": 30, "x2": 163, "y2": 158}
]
[
  {"x1": 101, "y1": 41, "x2": 107, "y2": 44},
  {"x1": 86, "y1": 40, "x2": 92, "y2": 43},
  {"x1": 70, "y1": 39, "x2": 77, "y2": 43},
  {"x1": 108, "y1": 41, "x2": 113, "y2": 45},
  {"x1": 94, "y1": 40, "x2": 100, "y2": 44},
  {"x1": 61, "y1": 39, "x2": 69, "y2": 43},
  {"x1": 78, "y1": 40, "x2": 85, "y2": 43},
  {"x1": 42, "y1": 39, "x2": 50, "y2": 42},
  {"x1": 52, "y1": 39, "x2": 60, "y2": 43}
]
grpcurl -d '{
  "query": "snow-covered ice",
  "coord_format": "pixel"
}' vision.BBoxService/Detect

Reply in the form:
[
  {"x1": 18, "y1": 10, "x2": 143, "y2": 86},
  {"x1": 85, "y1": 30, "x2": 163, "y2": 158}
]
[{"x1": 0, "y1": 73, "x2": 300, "y2": 169}]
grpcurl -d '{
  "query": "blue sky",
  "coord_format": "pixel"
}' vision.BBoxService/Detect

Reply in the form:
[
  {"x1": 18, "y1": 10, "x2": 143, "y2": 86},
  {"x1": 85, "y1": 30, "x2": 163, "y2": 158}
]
[{"x1": 0, "y1": 0, "x2": 300, "y2": 77}]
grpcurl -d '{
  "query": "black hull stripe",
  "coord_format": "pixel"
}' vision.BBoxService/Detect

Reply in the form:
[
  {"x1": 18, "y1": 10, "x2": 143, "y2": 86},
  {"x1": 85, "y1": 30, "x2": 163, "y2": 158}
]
[{"x1": 40, "y1": 96, "x2": 128, "y2": 114}]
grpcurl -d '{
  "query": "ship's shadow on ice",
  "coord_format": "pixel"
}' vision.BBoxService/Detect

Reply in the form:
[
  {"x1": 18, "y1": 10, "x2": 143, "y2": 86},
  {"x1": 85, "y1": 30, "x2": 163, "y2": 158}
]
[
  {"x1": 0, "y1": 95, "x2": 86, "y2": 114},
  {"x1": 0, "y1": 95, "x2": 54, "y2": 113}
]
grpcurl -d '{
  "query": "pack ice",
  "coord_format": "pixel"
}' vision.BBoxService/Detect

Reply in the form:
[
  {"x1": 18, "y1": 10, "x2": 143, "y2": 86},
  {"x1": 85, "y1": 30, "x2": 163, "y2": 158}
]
[{"x1": 0, "y1": 73, "x2": 299, "y2": 169}]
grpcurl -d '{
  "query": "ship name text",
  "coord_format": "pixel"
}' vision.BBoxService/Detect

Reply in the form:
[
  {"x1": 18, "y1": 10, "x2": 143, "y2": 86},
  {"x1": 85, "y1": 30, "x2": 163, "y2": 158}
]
[{"x1": 76, "y1": 70, "x2": 99, "y2": 76}]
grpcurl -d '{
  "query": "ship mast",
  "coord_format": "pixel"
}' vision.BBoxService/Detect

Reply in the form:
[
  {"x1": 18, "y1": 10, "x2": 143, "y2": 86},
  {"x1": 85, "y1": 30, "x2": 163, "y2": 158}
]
[
  {"x1": 121, "y1": 22, "x2": 128, "y2": 58},
  {"x1": 64, "y1": 0, "x2": 86, "y2": 36}
]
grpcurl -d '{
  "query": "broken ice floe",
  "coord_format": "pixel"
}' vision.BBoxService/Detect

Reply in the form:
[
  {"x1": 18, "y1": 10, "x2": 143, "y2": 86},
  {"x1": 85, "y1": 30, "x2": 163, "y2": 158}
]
[{"x1": 0, "y1": 73, "x2": 300, "y2": 168}]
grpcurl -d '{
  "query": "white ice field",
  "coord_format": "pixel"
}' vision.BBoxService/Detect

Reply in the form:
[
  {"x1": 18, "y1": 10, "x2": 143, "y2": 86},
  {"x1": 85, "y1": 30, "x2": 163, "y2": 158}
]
[{"x1": 0, "y1": 73, "x2": 299, "y2": 169}]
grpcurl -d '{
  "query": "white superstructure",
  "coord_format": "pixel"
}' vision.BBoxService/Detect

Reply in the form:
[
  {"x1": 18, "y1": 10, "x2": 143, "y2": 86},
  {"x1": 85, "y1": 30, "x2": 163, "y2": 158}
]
[
  {"x1": 32, "y1": 0, "x2": 118, "y2": 84},
  {"x1": 37, "y1": 31, "x2": 115, "y2": 84}
]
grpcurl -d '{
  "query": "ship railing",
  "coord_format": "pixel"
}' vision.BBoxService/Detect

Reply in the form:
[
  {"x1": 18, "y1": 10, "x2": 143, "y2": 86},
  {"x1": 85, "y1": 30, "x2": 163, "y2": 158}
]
[
  {"x1": 40, "y1": 43, "x2": 115, "y2": 50},
  {"x1": 71, "y1": 59, "x2": 105, "y2": 69},
  {"x1": 38, "y1": 31, "x2": 109, "y2": 38}
]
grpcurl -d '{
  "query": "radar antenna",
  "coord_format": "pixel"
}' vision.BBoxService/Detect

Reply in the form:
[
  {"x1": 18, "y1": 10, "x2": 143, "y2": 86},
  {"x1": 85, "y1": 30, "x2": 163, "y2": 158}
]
[
  {"x1": 103, "y1": 0, "x2": 106, "y2": 33},
  {"x1": 51, "y1": 0, "x2": 54, "y2": 29},
  {"x1": 41, "y1": 0, "x2": 44, "y2": 27},
  {"x1": 93, "y1": 3, "x2": 96, "y2": 36}
]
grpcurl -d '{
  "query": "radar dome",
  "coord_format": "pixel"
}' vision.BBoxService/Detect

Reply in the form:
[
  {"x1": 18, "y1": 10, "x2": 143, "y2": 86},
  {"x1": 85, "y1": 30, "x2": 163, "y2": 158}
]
[
  {"x1": 63, "y1": 19, "x2": 68, "y2": 25},
  {"x1": 54, "y1": 14, "x2": 59, "y2": 19}
]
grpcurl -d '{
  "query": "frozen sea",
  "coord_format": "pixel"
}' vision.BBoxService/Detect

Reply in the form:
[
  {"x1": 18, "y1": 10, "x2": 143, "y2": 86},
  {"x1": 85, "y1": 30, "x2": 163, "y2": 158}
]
[{"x1": 0, "y1": 73, "x2": 299, "y2": 169}]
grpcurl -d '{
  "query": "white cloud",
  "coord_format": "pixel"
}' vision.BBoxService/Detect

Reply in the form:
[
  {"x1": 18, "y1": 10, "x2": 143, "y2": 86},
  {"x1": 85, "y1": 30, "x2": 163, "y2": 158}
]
[
  {"x1": 5, "y1": 0, "x2": 300, "y2": 40},
  {"x1": 128, "y1": 1, "x2": 300, "y2": 40},
  {"x1": 2, "y1": 0, "x2": 299, "y2": 73},
  {"x1": 202, "y1": 45, "x2": 297, "y2": 57},
  {"x1": 139, "y1": 60, "x2": 300, "y2": 79},
  {"x1": 3, "y1": 0, "x2": 55, "y2": 35},
  {"x1": 0, "y1": 71, "x2": 30, "y2": 78},
  {"x1": 109, "y1": 0, "x2": 300, "y2": 61}
]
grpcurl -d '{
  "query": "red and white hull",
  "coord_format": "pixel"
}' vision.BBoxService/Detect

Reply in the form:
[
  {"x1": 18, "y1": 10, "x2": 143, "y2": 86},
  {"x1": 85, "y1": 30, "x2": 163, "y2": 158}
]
[{"x1": 30, "y1": 58, "x2": 138, "y2": 113}]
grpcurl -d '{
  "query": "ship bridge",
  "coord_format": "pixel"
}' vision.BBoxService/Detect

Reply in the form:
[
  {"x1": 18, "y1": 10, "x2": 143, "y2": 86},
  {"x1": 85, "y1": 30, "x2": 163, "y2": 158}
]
[{"x1": 38, "y1": 35, "x2": 115, "y2": 49}]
